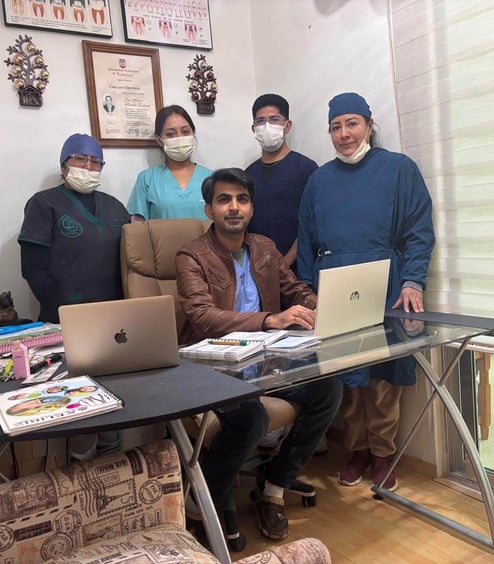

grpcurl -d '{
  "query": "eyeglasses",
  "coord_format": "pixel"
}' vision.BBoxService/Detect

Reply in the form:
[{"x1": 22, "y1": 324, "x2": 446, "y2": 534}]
[
  {"x1": 253, "y1": 115, "x2": 286, "y2": 126},
  {"x1": 68, "y1": 154, "x2": 105, "y2": 170}
]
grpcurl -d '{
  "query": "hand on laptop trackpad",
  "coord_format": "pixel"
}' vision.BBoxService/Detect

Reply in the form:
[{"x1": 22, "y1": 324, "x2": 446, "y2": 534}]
[
  {"x1": 286, "y1": 324, "x2": 315, "y2": 337},
  {"x1": 287, "y1": 324, "x2": 309, "y2": 331}
]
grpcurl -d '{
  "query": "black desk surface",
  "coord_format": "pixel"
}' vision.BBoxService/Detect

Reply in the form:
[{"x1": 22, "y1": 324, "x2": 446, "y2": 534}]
[{"x1": 0, "y1": 359, "x2": 261, "y2": 440}]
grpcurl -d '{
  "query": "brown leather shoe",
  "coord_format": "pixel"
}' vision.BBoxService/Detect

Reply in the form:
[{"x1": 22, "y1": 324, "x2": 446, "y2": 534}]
[{"x1": 250, "y1": 488, "x2": 289, "y2": 540}]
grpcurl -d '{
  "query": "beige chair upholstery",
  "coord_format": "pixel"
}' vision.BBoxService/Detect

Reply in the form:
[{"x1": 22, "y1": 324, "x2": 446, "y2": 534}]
[
  {"x1": 0, "y1": 441, "x2": 331, "y2": 563},
  {"x1": 120, "y1": 219, "x2": 300, "y2": 446},
  {"x1": 121, "y1": 218, "x2": 212, "y2": 337}
]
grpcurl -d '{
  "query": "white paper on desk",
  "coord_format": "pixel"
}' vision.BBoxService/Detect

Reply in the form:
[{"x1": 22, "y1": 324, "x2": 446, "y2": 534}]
[
  {"x1": 265, "y1": 335, "x2": 320, "y2": 353},
  {"x1": 30, "y1": 344, "x2": 64, "y2": 356}
]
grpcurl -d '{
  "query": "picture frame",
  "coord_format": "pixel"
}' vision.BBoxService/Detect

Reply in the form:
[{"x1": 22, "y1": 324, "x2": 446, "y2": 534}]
[
  {"x1": 2, "y1": 0, "x2": 113, "y2": 38},
  {"x1": 120, "y1": 0, "x2": 212, "y2": 50},
  {"x1": 82, "y1": 41, "x2": 164, "y2": 148}
]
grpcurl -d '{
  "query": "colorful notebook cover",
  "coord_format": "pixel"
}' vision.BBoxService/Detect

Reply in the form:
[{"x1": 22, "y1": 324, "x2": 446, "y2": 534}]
[{"x1": 0, "y1": 376, "x2": 123, "y2": 436}]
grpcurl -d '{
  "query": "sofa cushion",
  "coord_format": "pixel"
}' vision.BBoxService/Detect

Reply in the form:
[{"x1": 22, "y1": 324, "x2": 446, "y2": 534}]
[
  {"x1": 44, "y1": 523, "x2": 220, "y2": 564},
  {"x1": 0, "y1": 441, "x2": 184, "y2": 563}
]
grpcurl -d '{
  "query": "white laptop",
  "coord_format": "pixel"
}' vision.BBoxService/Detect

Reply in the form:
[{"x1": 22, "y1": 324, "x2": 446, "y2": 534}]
[
  {"x1": 314, "y1": 259, "x2": 390, "y2": 339},
  {"x1": 59, "y1": 296, "x2": 179, "y2": 377}
]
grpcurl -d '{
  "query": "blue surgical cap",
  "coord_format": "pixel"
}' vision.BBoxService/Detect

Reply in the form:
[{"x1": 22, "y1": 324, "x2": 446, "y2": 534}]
[
  {"x1": 328, "y1": 92, "x2": 372, "y2": 122},
  {"x1": 60, "y1": 134, "x2": 103, "y2": 165}
]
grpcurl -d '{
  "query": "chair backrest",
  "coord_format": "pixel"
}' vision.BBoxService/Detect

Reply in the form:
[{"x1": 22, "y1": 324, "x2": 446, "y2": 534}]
[{"x1": 121, "y1": 218, "x2": 211, "y2": 337}]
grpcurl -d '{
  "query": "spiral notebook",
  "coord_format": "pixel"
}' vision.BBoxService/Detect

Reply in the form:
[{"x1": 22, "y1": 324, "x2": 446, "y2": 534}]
[
  {"x1": 0, "y1": 330, "x2": 63, "y2": 354},
  {"x1": 0, "y1": 375, "x2": 123, "y2": 436},
  {"x1": 179, "y1": 330, "x2": 290, "y2": 362}
]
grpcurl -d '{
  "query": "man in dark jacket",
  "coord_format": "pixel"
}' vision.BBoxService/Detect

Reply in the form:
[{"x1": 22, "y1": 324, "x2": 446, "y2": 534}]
[{"x1": 176, "y1": 167, "x2": 342, "y2": 541}]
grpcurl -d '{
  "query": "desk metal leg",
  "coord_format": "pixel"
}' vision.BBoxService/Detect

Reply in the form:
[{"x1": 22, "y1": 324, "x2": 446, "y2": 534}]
[
  {"x1": 0, "y1": 441, "x2": 10, "y2": 483},
  {"x1": 167, "y1": 419, "x2": 232, "y2": 564},
  {"x1": 371, "y1": 345, "x2": 494, "y2": 549}
]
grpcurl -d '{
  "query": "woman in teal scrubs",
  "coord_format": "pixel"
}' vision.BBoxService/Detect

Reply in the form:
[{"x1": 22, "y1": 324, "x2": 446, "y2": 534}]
[{"x1": 127, "y1": 105, "x2": 212, "y2": 221}]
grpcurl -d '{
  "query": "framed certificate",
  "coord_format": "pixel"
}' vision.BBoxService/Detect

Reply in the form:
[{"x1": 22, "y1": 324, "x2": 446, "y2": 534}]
[
  {"x1": 2, "y1": 0, "x2": 113, "y2": 38},
  {"x1": 120, "y1": 0, "x2": 212, "y2": 50},
  {"x1": 82, "y1": 41, "x2": 164, "y2": 148}
]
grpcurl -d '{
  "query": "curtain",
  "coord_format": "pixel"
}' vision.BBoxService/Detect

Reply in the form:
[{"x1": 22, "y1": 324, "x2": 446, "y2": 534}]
[{"x1": 389, "y1": 0, "x2": 494, "y2": 316}]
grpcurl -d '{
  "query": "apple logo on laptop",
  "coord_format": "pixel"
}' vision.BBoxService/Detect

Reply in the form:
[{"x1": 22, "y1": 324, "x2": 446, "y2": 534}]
[
  {"x1": 349, "y1": 291, "x2": 360, "y2": 302},
  {"x1": 114, "y1": 329, "x2": 128, "y2": 344}
]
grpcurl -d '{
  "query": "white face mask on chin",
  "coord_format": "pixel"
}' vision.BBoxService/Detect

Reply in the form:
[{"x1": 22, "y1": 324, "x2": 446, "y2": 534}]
[
  {"x1": 65, "y1": 166, "x2": 101, "y2": 193},
  {"x1": 254, "y1": 123, "x2": 285, "y2": 152},
  {"x1": 162, "y1": 135, "x2": 196, "y2": 162},
  {"x1": 335, "y1": 137, "x2": 371, "y2": 165}
]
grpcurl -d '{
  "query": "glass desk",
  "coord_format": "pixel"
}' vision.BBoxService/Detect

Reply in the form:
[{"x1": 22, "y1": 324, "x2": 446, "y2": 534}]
[{"x1": 196, "y1": 310, "x2": 494, "y2": 550}]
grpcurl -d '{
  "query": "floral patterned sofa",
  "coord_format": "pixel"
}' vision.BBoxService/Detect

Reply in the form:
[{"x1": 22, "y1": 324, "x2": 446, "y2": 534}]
[{"x1": 0, "y1": 440, "x2": 330, "y2": 564}]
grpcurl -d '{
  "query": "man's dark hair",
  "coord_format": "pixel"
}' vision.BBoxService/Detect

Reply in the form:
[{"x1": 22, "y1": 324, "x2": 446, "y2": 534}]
[
  {"x1": 201, "y1": 168, "x2": 255, "y2": 205},
  {"x1": 154, "y1": 104, "x2": 196, "y2": 136},
  {"x1": 252, "y1": 94, "x2": 289, "y2": 120}
]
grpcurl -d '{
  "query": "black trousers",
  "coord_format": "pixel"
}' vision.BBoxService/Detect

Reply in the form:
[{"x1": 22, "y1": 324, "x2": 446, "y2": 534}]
[{"x1": 201, "y1": 376, "x2": 343, "y2": 506}]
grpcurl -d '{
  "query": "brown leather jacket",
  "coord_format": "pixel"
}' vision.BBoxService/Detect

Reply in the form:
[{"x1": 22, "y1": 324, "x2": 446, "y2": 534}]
[{"x1": 176, "y1": 226, "x2": 316, "y2": 344}]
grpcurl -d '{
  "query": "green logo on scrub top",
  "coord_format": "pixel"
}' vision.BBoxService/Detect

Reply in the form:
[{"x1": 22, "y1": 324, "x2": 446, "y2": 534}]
[{"x1": 59, "y1": 215, "x2": 83, "y2": 238}]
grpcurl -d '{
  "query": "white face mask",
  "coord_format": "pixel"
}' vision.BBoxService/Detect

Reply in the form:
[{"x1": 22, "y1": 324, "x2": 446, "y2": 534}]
[
  {"x1": 335, "y1": 137, "x2": 371, "y2": 165},
  {"x1": 162, "y1": 135, "x2": 195, "y2": 162},
  {"x1": 65, "y1": 166, "x2": 101, "y2": 193},
  {"x1": 254, "y1": 123, "x2": 285, "y2": 152}
]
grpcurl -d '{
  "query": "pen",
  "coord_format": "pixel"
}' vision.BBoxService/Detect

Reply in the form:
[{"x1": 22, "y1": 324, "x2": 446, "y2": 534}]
[
  {"x1": 208, "y1": 339, "x2": 248, "y2": 346},
  {"x1": 30, "y1": 354, "x2": 62, "y2": 373}
]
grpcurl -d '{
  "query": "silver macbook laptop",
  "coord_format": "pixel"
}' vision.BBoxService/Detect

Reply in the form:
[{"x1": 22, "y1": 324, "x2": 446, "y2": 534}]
[
  {"x1": 59, "y1": 296, "x2": 179, "y2": 377},
  {"x1": 314, "y1": 259, "x2": 390, "y2": 339}
]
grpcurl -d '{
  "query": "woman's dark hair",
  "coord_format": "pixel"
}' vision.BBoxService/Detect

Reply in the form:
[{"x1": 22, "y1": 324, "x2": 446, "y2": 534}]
[
  {"x1": 201, "y1": 168, "x2": 255, "y2": 205},
  {"x1": 154, "y1": 105, "x2": 196, "y2": 136},
  {"x1": 364, "y1": 117, "x2": 381, "y2": 148}
]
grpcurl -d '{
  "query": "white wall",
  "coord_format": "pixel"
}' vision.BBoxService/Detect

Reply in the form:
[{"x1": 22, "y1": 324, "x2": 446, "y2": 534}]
[
  {"x1": 1, "y1": 0, "x2": 440, "y2": 465},
  {"x1": 1, "y1": 0, "x2": 399, "y2": 319},
  {"x1": 249, "y1": 0, "x2": 401, "y2": 165},
  {"x1": 0, "y1": 0, "x2": 256, "y2": 319}
]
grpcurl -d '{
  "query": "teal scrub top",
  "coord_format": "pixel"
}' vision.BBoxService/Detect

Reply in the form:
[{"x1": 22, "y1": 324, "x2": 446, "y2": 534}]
[{"x1": 127, "y1": 163, "x2": 212, "y2": 220}]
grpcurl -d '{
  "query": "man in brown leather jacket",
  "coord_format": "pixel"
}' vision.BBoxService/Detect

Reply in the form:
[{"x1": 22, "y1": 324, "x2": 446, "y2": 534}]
[{"x1": 176, "y1": 168, "x2": 343, "y2": 541}]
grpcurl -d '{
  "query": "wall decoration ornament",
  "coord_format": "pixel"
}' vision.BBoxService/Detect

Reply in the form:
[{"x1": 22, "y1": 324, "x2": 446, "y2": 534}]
[
  {"x1": 186, "y1": 54, "x2": 217, "y2": 115},
  {"x1": 4, "y1": 35, "x2": 49, "y2": 107}
]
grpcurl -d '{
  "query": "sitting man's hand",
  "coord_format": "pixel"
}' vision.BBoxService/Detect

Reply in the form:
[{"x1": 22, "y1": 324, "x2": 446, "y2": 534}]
[{"x1": 263, "y1": 305, "x2": 315, "y2": 330}]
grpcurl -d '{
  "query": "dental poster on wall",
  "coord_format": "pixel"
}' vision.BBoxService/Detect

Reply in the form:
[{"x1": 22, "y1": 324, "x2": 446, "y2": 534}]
[
  {"x1": 2, "y1": 0, "x2": 113, "y2": 38},
  {"x1": 121, "y1": 0, "x2": 212, "y2": 50}
]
